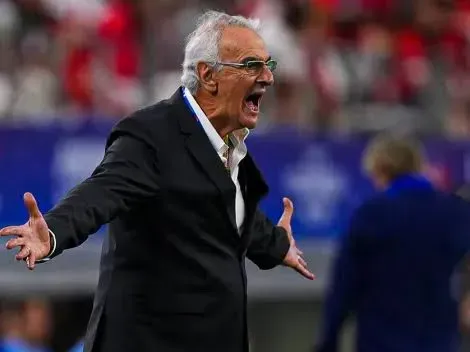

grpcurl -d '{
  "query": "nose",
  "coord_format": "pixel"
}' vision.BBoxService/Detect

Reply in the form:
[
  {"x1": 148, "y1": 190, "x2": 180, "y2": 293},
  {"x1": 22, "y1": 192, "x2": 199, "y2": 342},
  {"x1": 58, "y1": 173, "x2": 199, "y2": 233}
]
[{"x1": 256, "y1": 65, "x2": 274, "y2": 87}]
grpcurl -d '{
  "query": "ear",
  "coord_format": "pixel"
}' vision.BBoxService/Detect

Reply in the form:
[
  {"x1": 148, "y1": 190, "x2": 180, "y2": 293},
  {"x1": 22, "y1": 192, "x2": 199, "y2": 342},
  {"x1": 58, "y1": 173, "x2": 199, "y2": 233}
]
[{"x1": 197, "y1": 62, "x2": 218, "y2": 93}]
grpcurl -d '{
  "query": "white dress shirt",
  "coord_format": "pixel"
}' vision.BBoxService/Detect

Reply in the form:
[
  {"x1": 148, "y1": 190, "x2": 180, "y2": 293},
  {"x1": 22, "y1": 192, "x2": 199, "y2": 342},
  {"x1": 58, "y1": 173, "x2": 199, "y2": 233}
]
[{"x1": 183, "y1": 87, "x2": 248, "y2": 233}]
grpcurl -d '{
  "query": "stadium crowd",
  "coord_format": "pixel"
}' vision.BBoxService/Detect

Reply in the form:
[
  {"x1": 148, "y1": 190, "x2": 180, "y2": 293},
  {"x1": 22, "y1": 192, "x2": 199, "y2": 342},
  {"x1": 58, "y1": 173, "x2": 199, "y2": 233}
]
[{"x1": 0, "y1": 0, "x2": 469, "y2": 135}]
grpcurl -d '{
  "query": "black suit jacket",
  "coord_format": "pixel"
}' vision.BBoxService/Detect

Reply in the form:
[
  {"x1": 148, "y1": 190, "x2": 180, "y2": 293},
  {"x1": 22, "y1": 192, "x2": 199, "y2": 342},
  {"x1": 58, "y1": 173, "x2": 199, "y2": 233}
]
[{"x1": 44, "y1": 88, "x2": 290, "y2": 352}]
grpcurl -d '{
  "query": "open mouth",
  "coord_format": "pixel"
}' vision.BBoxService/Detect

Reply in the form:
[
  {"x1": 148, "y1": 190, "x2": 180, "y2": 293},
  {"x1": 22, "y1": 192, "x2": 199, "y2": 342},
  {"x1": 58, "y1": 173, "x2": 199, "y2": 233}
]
[{"x1": 244, "y1": 93, "x2": 262, "y2": 113}]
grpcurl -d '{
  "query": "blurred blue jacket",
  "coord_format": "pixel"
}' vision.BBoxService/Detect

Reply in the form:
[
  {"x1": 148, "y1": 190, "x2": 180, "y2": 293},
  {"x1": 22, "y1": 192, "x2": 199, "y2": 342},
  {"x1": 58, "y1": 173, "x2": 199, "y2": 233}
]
[
  {"x1": 316, "y1": 174, "x2": 470, "y2": 352},
  {"x1": 68, "y1": 341, "x2": 83, "y2": 352},
  {"x1": 0, "y1": 338, "x2": 51, "y2": 352}
]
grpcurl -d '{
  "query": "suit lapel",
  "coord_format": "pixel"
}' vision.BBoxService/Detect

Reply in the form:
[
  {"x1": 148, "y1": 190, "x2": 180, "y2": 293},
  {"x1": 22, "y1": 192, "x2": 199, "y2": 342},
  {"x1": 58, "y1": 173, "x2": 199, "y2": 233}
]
[
  {"x1": 172, "y1": 88, "x2": 238, "y2": 234},
  {"x1": 185, "y1": 134, "x2": 238, "y2": 232},
  {"x1": 239, "y1": 154, "x2": 269, "y2": 248},
  {"x1": 240, "y1": 153, "x2": 269, "y2": 206}
]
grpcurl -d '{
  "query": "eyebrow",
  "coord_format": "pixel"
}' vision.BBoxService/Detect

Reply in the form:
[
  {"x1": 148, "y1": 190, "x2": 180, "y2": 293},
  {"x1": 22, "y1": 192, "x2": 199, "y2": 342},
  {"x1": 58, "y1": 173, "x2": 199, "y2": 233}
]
[{"x1": 241, "y1": 56, "x2": 272, "y2": 62}]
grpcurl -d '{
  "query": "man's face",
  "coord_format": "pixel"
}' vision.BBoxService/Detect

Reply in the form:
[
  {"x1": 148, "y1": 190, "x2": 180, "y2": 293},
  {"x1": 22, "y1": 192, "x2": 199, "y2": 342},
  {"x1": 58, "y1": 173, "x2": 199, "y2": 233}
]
[
  {"x1": 23, "y1": 300, "x2": 51, "y2": 344},
  {"x1": 212, "y1": 26, "x2": 274, "y2": 129}
]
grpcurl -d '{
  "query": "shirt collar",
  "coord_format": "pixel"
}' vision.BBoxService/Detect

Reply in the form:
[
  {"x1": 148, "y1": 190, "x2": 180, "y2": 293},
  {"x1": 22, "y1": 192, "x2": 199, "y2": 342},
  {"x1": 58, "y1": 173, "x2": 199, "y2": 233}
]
[
  {"x1": 384, "y1": 174, "x2": 434, "y2": 196},
  {"x1": 182, "y1": 87, "x2": 249, "y2": 153}
]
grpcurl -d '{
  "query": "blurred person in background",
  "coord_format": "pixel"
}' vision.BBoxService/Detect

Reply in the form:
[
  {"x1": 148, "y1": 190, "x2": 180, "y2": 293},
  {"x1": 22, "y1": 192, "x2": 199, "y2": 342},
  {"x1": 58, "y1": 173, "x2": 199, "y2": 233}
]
[
  {"x1": 0, "y1": 10, "x2": 313, "y2": 352},
  {"x1": 0, "y1": 0, "x2": 57, "y2": 121},
  {"x1": 53, "y1": 2, "x2": 102, "y2": 115},
  {"x1": 248, "y1": 0, "x2": 311, "y2": 130},
  {"x1": 0, "y1": 0, "x2": 18, "y2": 119},
  {"x1": 49, "y1": 0, "x2": 142, "y2": 117},
  {"x1": 0, "y1": 301, "x2": 25, "y2": 352},
  {"x1": 394, "y1": 0, "x2": 465, "y2": 135},
  {"x1": 91, "y1": 0, "x2": 144, "y2": 116},
  {"x1": 8, "y1": 30, "x2": 58, "y2": 121},
  {"x1": 315, "y1": 134, "x2": 470, "y2": 352},
  {"x1": 0, "y1": 299, "x2": 52, "y2": 352}
]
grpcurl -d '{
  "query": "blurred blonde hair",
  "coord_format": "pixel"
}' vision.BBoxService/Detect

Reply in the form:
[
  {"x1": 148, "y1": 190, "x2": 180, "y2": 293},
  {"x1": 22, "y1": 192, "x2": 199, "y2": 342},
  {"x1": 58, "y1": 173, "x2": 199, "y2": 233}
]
[{"x1": 362, "y1": 134, "x2": 425, "y2": 180}]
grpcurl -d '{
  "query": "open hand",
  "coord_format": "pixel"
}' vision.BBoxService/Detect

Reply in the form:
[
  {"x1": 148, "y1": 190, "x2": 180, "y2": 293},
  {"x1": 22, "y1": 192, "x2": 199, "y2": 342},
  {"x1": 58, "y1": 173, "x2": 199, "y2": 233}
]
[
  {"x1": 0, "y1": 193, "x2": 51, "y2": 270},
  {"x1": 278, "y1": 197, "x2": 315, "y2": 280}
]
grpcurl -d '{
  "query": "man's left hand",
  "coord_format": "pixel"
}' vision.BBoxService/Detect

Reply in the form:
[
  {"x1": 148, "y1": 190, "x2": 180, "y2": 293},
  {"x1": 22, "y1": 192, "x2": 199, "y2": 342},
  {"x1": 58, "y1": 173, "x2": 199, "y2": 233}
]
[{"x1": 278, "y1": 197, "x2": 315, "y2": 280}]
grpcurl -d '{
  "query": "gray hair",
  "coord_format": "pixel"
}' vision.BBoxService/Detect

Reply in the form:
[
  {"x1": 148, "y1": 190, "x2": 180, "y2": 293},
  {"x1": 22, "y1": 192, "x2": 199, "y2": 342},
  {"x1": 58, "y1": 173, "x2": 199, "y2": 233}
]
[
  {"x1": 181, "y1": 10, "x2": 261, "y2": 94},
  {"x1": 362, "y1": 134, "x2": 425, "y2": 179}
]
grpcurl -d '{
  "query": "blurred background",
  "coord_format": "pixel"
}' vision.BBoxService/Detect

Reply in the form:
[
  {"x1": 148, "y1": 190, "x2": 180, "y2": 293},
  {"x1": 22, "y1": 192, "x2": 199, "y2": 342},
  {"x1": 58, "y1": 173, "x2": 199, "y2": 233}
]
[{"x1": 2, "y1": 0, "x2": 470, "y2": 351}]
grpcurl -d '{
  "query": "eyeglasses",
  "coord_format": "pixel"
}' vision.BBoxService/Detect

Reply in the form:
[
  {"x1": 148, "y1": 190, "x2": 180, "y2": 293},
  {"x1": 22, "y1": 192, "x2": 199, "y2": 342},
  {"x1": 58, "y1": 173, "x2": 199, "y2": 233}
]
[{"x1": 215, "y1": 59, "x2": 277, "y2": 73}]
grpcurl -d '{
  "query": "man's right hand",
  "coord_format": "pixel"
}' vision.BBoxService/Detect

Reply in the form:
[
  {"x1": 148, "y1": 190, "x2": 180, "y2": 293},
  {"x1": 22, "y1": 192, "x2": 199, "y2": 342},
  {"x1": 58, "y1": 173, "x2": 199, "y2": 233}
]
[{"x1": 0, "y1": 192, "x2": 51, "y2": 270}]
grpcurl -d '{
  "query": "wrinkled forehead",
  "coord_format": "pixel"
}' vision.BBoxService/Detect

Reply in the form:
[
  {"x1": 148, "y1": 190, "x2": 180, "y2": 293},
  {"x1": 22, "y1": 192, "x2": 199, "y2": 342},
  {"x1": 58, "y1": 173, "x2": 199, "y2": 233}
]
[{"x1": 218, "y1": 26, "x2": 269, "y2": 61}]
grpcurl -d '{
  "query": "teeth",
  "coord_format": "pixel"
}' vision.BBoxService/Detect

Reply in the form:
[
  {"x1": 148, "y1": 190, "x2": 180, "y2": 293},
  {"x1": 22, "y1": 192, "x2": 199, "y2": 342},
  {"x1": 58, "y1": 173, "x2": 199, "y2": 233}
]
[{"x1": 246, "y1": 101, "x2": 259, "y2": 112}]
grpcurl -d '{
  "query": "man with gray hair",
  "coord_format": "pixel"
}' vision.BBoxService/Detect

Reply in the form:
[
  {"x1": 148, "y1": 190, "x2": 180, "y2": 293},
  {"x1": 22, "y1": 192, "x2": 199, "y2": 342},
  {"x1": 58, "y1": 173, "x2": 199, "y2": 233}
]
[{"x1": 0, "y1": 10, "x2": 314, "y2": 352}]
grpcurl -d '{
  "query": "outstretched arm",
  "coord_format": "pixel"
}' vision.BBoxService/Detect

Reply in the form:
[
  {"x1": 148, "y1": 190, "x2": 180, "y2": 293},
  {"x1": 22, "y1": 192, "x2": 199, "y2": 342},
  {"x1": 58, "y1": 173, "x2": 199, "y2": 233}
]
[{"x1": 0, "y1": 118, "x2": 160, "y2": 268}]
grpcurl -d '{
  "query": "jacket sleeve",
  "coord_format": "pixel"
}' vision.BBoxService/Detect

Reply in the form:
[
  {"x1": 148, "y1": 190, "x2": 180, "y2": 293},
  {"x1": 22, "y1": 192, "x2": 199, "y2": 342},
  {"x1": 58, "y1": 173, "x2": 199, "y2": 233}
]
[
  {"x1": 315, "y1": 205, "x2": 368, "y2": 352},
  {"x1": 450, "y1": 195, "x2": 470, "y2": 259},
  {"x1": 246, "y1": 208, "x2": 290, "y2": 270},
  {"x1": 43, "y1": 117, "x2": 160, "y2": 259}
]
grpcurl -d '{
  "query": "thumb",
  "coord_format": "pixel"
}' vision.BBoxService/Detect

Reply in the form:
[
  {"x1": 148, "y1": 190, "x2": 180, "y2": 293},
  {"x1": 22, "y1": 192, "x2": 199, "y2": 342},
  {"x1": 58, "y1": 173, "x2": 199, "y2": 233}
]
[
  {"x1": 24, "y1": 192, "x2": 42, "y2": 219},
  {"x1": 280, "y1": 197, "x2": 294, "y2": 224}
]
